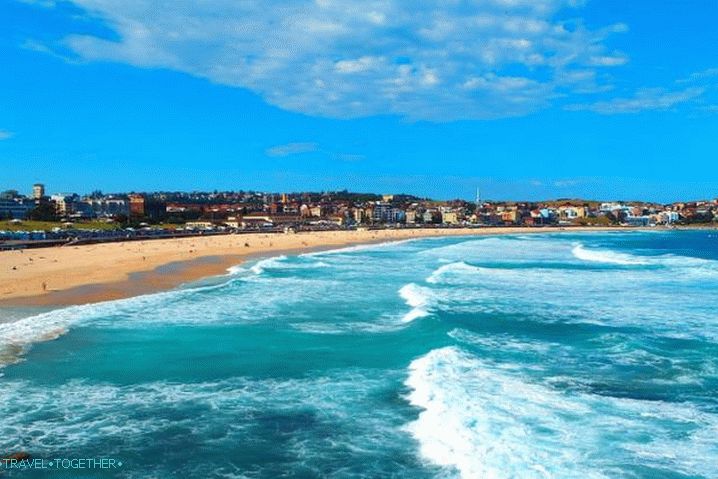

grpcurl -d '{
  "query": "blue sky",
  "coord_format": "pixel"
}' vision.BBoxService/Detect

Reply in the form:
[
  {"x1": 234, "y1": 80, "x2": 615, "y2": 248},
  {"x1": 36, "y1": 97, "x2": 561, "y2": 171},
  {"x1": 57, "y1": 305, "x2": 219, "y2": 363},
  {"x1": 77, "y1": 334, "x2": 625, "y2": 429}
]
[{"x1": 2, "y1": 0, "x2": 717, "y2": 202}]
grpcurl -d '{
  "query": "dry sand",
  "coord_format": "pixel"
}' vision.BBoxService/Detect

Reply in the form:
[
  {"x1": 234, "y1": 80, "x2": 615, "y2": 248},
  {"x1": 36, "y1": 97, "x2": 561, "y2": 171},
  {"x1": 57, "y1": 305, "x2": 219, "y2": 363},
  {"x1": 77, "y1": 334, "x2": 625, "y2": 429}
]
[{"x1": 0, "y1": 227, "x2": 636, "y2": 306}]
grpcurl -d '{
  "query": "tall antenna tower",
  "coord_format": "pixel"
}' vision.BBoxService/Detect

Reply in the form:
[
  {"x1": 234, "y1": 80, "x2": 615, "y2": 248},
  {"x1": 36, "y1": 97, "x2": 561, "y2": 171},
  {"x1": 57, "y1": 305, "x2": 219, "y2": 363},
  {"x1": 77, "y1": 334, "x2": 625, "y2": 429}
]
[{"x1": 475, "y1": 187, "x2": 481, "y2": 209}]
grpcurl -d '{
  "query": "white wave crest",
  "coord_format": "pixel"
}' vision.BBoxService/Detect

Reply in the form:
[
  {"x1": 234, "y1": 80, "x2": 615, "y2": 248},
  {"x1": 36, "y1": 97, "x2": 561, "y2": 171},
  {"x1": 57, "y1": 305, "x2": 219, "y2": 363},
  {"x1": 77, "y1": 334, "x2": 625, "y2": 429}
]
[
  {"x1": 301, "y1": 238, "x2": 414, "y2": 257},
  {"x1": 0, "y1": 303, "x2": 110, "y2": 368},
  {"x1": 571, "y1": 244, "x2": 648, "y2": 265},
  {"x1": 398, "y1": 283, "x2": 432, "y2": 323},
  {"x1": 0, "y1": 279, "x2": 239, "y2": 368},
  {"x1": 249, "y1": 255, "x2": 288, "y2": 274},
  {"x1": 405, "y1": 346, "x2": 718, "y2": 479},
  {"x1": 426, "y1": 261, "x2": 483, "y2": 284},
  {"x1": 226, "y1": 264, "x2": 245, "y2": 275}
]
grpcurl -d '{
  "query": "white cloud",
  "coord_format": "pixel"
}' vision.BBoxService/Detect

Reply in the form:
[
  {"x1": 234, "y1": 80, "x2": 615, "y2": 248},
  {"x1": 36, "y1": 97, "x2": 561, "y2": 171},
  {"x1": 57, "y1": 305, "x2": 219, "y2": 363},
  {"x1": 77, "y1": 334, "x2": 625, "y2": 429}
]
[
  {"x1": 265, "y1": 142, "x2": 318, "y2": 157},
  {"x1": 17, "y1": 0, "x2": 57, "y2": 7},
  {"x1": 588, "y1": 55, "x2": 628, "y2": 67},
  {"x1": 553, "y1": 179, "x2": 581, "y2": 187},
  {"x1": 266, "y1": 142, "x2": 364, "y2": 162},
  {"x1": 33, "y1": 0, "x2": 629, "y2": 120},
  {"x1": 566, "y1": 87, "x2": 704, "y2": 114},
  {"x1": 335, "y1": 56, "x2": 383, "y2": 74},
  {"x1": 678, "y1": 67, "x2": 718, "y2": 84},
  {"x1": 0, "y1": 130, "x2": 14, "y2": 140},
  {"x1": 566, "y1": 66, "x2": 718, "y2": 114}
]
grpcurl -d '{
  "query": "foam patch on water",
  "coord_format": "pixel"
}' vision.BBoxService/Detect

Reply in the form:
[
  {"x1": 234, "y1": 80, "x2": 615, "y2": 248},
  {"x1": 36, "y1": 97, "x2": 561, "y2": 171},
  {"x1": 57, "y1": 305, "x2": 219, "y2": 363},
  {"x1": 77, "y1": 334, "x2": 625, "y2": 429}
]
[
  {"x1": 448, "y1": 328, "x2": 558, "y2": 355},
  {"x1": 405, "y1": 346, "x2": 718, "y2": 479},
  {"x1": 0, "y1": 371, "x2": 419, "y2": 477},
  {"x1": 0, "y1": 302, "x2": 116, "y2": 369},
  {"x1": 291, "y1": 320, "x2": 406, "y2": 334},
  {"x1": 416, "y1": 238, "x2": 718, "y2": 340},
  {"x1": 0, "y1": 279, "x2": 246, "y2": 368},
  {"x1": 2, "y1": 246, "x2": 391, "y2": 368}
]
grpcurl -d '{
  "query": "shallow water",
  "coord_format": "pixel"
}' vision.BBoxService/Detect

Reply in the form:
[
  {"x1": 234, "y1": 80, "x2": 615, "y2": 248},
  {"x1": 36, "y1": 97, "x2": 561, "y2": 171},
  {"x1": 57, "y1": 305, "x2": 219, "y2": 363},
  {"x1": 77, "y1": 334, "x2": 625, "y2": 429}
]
[{"x1": 1, "y1": 231, "x2": 717, "y2": 478}]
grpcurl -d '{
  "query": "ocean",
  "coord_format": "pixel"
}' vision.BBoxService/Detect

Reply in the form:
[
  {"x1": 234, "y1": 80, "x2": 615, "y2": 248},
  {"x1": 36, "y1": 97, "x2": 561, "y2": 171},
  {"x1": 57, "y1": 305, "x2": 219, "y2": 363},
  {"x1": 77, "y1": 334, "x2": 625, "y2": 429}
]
[{"x1": 1, "y1": 231, "x2": 717, "y2": 478}]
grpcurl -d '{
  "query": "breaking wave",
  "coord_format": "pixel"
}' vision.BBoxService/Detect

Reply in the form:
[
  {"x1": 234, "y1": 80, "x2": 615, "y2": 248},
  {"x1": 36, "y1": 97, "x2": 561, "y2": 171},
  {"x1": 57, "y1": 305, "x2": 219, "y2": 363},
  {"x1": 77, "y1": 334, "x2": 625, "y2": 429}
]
[
  {"x1": 571, "y1": 244, "x2": 649, "y2": 265},
  {"x1": 405, "y1": 346, "x2": 718, "y2": 479},
  {"x1": 249, "y1": 255, "x2": 289, "y2": 274},
  {"x1": 398, "y1": 283, "x2": 433, "y2": 323},
  {"x1": 426, "y1": 261, "x2": 483, "y2": 284}
]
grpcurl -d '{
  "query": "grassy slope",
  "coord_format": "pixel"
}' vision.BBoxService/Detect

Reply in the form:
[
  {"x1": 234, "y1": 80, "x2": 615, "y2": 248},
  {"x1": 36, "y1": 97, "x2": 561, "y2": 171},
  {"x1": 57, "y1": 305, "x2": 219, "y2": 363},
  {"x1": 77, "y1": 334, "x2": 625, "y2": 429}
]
[{"x1": 0, "y1": 220, "x2": 121, "y2": 232}]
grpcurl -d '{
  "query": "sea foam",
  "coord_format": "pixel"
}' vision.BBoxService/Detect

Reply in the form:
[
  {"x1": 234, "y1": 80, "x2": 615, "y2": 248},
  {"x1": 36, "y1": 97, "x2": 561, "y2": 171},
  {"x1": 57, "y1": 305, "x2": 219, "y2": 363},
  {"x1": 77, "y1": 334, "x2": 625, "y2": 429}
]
[
  {"x1": 249, "y1": 255, "x2": 289, "y2": 274},
  {"x1": 426, "y1": 261, "x2": 483, "y2": 284},
  {"x1": 398, "y1": 283, "x2": 433, "y2": 323},
  {"x1": 571, "y1": 243, "x2": 648, "y2": 265},
  {"x1": 404, "y1": 346, "x2": 718, "y2": 479}
]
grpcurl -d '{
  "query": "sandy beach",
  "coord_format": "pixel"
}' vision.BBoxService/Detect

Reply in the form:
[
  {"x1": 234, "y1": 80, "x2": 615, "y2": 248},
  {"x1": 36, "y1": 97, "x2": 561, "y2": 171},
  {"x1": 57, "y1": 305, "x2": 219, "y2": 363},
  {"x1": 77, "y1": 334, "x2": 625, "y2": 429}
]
[{"x1": 0, "y1": 227, "x2": 647, "y2": 306}]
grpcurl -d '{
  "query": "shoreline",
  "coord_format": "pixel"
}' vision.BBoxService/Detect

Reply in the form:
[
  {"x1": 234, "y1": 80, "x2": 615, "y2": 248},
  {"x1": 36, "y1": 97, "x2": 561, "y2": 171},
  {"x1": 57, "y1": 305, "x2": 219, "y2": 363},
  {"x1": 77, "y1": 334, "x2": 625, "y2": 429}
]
[{"x1": 0, "y1": 226, "x2": 705, "y2": 308}]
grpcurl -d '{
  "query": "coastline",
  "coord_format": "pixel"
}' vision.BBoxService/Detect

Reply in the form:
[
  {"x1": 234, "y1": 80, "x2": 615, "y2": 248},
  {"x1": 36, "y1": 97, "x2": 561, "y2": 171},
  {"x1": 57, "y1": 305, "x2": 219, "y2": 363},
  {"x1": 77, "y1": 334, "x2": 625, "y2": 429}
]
[{"x1": 0, "y1": 226, "x2": 698, "y2": 308}]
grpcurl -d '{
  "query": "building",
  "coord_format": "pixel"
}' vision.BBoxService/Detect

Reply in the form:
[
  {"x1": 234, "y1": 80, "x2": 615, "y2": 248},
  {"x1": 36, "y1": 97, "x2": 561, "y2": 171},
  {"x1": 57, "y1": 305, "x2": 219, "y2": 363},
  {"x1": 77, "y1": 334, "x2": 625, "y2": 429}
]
[
  {"x1": 625, "y1": 215, "x2": 652, "y2": 226},
  {"x1": 658, "y1": 211, "x2": 680, "y2": 224},
  {"x1": 499, "y1": 207, "x2": 519, "y2": 224},
  {"x1": 85, "y1": 197, "x2": 129, "y2": 218},
  {"x1": 32, "y1": 183, "x2": 45, "y2": 200},
  {"x1": 50, "y1": 193, "x2": 79, "y2": 216},
  {"x1": 224, "y1": 217, "x2": 241, "y2": 228},
  {"x1": 531, "y1": 208, "x2": 555, "y2": 225},
  {"x1": 371, "y1": 202, "x2": 405, "y2": 223},
  {"x1": 442, "y1": 210, "x2": 464, "y2": 225},
  {"x1": 239, "y1": 214, "x2": 301, "y2": 228},
  {"x1": 558, "y1": 205, "x2": 587, "y2": 222},
  {"x1": 185, "y1": 221, "x2": 215, "y2": 230},
  {"x1": 309, "y1": 205, "x2": 326, "y2": 217},
  {"x1": 0, "y1": 197, "x2": 34, "y2": 219},
  {"x1": 423, "y1": 209, "x2": 441, "y2": 224},
  {"x1": 353, "y1": 208, "x2": 368, "y2": 224},
  {"x1": 371, "y1": 203, "x2": 391, "y2": 223},
  {"x1": 389, "y1": 208, "x2": 406, "y2": 223},
  {"x1": 144, "y1": 199, "x2": 167, "y2": 221},
  {"x1": 600, "y1": 203, "x2": 631, "y2": 214},
  {"x1": 0, "y1": 190, "x2": 20, "y2": 200},
  {"x1": 128, "y1": 195, "x2": 145, "y2": 217}
]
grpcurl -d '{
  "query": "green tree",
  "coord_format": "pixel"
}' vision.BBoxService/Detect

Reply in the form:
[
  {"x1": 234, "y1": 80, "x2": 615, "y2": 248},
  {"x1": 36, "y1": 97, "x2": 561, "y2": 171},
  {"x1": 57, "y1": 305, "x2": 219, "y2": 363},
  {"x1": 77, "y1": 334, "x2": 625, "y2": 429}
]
[{"x1": 28, "y1": 203, "x2": 58, "y2": 221}]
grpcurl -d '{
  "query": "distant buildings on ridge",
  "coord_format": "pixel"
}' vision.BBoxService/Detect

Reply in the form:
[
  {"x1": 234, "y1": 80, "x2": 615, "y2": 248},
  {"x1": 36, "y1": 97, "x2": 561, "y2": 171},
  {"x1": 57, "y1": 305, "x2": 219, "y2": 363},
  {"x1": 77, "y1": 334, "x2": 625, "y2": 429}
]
[{"x1": 1, "y1": 183, "x2": 717, "y2": 230}]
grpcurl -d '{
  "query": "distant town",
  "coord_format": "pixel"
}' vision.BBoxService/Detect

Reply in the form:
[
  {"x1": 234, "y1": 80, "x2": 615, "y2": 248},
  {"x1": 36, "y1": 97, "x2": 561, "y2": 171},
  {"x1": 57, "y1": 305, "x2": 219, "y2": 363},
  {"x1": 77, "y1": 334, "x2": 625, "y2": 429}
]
[{"x1": 1, "y1": 183, "x2": 716, "y2": 248}]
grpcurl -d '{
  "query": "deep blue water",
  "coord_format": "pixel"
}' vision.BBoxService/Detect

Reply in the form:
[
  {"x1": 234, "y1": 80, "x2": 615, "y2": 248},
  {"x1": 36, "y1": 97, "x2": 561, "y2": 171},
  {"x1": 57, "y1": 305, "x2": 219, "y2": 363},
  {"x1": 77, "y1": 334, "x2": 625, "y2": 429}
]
[{"x1": 1, "y1": 231, "x2": 717, "y2": 478}]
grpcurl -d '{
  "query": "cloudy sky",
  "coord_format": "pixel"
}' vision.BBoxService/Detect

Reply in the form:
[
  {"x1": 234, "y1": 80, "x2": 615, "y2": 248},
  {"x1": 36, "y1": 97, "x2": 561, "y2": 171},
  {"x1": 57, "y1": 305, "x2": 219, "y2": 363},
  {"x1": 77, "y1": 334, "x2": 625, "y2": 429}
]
[{"x1": 2, "y1": 0, "x2": 717, "y2": 201}]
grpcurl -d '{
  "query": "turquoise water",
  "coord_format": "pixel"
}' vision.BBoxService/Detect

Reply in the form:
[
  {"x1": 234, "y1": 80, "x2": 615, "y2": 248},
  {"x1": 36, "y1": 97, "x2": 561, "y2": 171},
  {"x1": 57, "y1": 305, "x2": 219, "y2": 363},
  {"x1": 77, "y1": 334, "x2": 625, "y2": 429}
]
[{"x1": 1, "y1": 231, "x2": 717, "y2": 478}]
